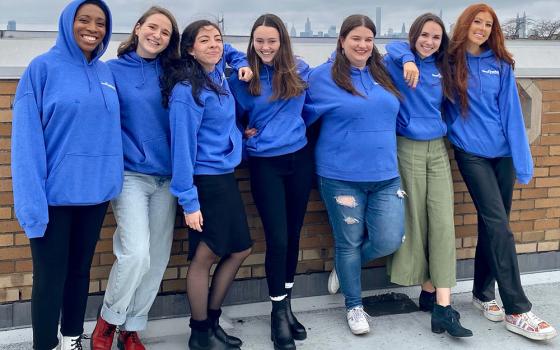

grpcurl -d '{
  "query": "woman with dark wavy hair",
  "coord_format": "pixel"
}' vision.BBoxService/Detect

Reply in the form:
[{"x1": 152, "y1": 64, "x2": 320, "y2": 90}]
[
  {"x1": 403, "y1": 3, "x2": 557, "y2": 341},
  {"x1": 304, "y1": 14, "x2": 405, "y2": 336},
  {"x1": 383, "y1": 12, "x2": 471, "y2": 338},
  {"x1": 163, "y1": 20, "x2": 253, "y2": 350},
  {"x1": 228, "y1": 13, "x2": 312, "y2": 350}
]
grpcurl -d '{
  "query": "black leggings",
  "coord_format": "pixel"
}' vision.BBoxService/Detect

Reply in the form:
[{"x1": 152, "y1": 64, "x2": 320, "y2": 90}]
[
  {"x1": 30, "y1": 202, "x2": 109, "y2": 350},
  {"x1": 249, "y1": 145, "x2": 314, "y2": 297},
  {"x1": 454, "y1": 147, "x2": 531, "y2": 314}
]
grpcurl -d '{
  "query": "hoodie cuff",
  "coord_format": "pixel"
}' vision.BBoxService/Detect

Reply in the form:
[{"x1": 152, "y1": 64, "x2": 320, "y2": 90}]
[
  {"x1": 401, "y1": 53, "x2": 416, "y2": 64},
  {"x1": 23, "y1": 223, "x2": 48, "y2": 239},
  {"x1": 516, "y1": 173, "x2": 532, "y2": 185},
  {"x1": 183, "y1": 201, "x2": 201, "y2": 214}
]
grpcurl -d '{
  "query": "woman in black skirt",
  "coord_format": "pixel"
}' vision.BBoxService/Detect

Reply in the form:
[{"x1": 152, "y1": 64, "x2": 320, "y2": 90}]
[{"x1": 162, "y1": 20, "x2": 253, "y2": 350}]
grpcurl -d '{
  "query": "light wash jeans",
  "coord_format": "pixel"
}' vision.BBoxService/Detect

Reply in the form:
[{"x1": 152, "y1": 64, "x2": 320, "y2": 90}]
[
  {"x1": 318, "y1": 176, "x2": 405, "y2": 309},
  {"x1": 101, "y1": 171, "x2": 177, "y2": 331}
]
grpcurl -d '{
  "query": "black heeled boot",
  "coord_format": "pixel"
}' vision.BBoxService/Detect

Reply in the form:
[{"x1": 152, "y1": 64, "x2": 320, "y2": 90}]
[
  {"x1": 286, "y1": 289, "x2": 307, "y2": 340},
  {"x1": 431, "y1": 305, "x2": 473, "y2": 338},
  {"x1": 418, "y1": 290, "x2": 436, "y2": 312},
  {"x1": 271, "y1": 299, "x2": 296, "y2": 350},
  {"x1": 188, "y1": 319, "x2": 239, "y2": 350},
  {"x1": 208, "y1": 308, "x2": 243, "y2": 347}
]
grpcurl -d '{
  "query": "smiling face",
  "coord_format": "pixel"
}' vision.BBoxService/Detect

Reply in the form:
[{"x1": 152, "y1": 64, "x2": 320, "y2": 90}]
[
  {"x1": 73, "y1": 4, "x2": 106, "y2": 61},
  {"x1": 414, "y1": 21, "x2": 442, "y2": 59},
  {"x1": 188, "y1": 25, "x2": 223, "y2": 72},
  {"x1": 134, "y1": 13, "x2": 172, "y2": 59},
  {"x1": 340, "y1": 25, "x2": 374, "y2": 69},
  {"x1": 467, "y1": 11, "x2": 493, "y2": 53},
  {"x1": 252, "y1": 25, "x2": 280, "y2": 65}
]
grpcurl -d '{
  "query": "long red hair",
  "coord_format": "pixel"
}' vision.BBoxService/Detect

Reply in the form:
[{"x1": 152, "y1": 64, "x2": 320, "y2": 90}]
[{"x1": 448, "y1": 3, "x2": 514, "y2": 113}]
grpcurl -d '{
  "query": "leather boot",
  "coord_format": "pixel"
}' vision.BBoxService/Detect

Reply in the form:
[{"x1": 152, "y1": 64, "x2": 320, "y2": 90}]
[
  {"x1": 418, "y1": 290, "x2": 436, "y2": 312},
  {"x1": 431, "y1": 304, "x2": 473, "y2": 338},
  {"x1": 188, "y1": 319, "x2": 239, "y2": 350},
  {"x1": 271, "y1": 299, "x2": 296, "y2": 350},
  {"x1": 286, "y1": 291, "x2": 307, "y2": 340},
  {"x1": 208, "y1": 308, "x2": 243, "y2": 347}
]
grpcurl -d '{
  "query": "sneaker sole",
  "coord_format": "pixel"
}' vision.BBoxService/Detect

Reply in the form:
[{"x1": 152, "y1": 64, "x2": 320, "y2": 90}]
[
  {"x1": 472, "y1": 301, "x2": 505, "y2": 322},
  {"x1": 505, "y1": 322, "x2": 559, "y2": 341},
  {"x1": 349, "y1": 327, "x2": 370, "y2": 335}
]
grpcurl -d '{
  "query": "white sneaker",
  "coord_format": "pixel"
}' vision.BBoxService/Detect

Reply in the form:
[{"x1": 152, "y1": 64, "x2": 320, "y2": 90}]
[
  {"x1": 60, "y1": 335, "x2": 84, "y2": 350},
  {"x1": 472, "y1": 296, "x2": 505, "y2": 322},
  {"x1": 505, "y1": 311, "x2": 558, "y2": 341},
  {"x1": 346, "y1": 306, "x2": 370, "y2": 335},
  {"x1": 328, "y1": 268, "x2": 339, "y2": 294}
]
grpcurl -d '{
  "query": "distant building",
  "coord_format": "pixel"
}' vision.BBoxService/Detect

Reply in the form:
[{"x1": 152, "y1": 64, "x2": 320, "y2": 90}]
[
  {"x1": 376, "y1": 7, "x2": 381, "y2": 35},
  {"x1": 7, "y1": 20, "x2": 16, "y2": 31},
  {"x1": 290, "y1": 24, "x2": 297, "y2": 37},
  {"x1": 300, "y1": 17, "x2": 313, "y2": 37},
  {"x1": 327, "y1": 25, "x2": 337, "y2": 37},
  {"x1": 401, "y1": 23, "x2": 407, "y2": 36}
]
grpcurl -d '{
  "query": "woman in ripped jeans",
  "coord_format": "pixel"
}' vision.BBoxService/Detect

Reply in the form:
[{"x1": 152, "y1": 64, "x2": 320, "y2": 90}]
[{"x1": 303, "y1": 14, "x2": 405, "y2": 336}]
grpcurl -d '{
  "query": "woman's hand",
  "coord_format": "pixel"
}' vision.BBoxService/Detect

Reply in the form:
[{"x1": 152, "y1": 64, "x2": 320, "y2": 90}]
[
  {"x1": 244, "y1": 127, "x2": 258, "y2": 138},
  {"x1": 238, "y1": 67, "x2": 254, "y2": 82},
  {"x1": 403, "y1": 62, "x2": 420, "y2": 88},
  {"x1": 184, "y1": 210, "x2": 203, "y2": 232}
]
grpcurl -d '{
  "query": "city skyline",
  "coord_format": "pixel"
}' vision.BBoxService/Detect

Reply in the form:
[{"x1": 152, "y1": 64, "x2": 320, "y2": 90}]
[{"x1": 1, "y1": 0, "x2": 559, "y2": 36}]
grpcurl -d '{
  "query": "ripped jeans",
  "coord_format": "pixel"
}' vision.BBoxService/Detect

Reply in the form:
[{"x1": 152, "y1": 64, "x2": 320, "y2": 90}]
[{"x1": 318, "y1": 176, "x2": 405, "y2": 309}]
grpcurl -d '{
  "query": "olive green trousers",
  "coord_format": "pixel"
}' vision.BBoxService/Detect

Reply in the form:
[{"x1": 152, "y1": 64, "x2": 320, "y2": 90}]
[{"x1": 387, "y1": 137, "x2": 456, "y2": 288}]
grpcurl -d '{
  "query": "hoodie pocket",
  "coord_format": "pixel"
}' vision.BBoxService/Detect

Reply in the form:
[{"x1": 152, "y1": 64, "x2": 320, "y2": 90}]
[
  {"x1": 335, "y1": 130, "x2": 397, "y2": 173},
  {"x1": 46, "y1": 154, "x2": 123, "y2": 204},
  {"x1": 140, "y1": 136, "x2": 171, "y2": 173},
  {"x1": 252, "y1": 115, "x2": 306, "y2": 153}
]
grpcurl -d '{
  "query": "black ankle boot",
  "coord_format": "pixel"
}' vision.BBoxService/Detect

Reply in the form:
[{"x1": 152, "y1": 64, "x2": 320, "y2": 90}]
[
  {"x1": 431, "y1": 305, "x2": 473, "y2": 338},
  {"x1": 286, "y1": 292, "x2": 307, "y2": 340},
  {"x1": 418, "y1": 290, "x2": 436, "y2": 312},
  {"x1": 271, "y1": 299, "x2": 296, "y2": 350},
  {"x1": 188, "y1": 319, "x2": 239, "y2": 350},
  {"x1": 208, "y1": 309, "x2": 243, "y2": 347}
]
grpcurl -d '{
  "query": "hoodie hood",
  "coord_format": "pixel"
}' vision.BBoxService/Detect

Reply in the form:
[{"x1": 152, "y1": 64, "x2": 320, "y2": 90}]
[
  {"x1": 56, "y1": 0, "x2": 112, "y2": 63},
  {"x1": 121, "y1": 51, "x2": 161, "y2": 88}
]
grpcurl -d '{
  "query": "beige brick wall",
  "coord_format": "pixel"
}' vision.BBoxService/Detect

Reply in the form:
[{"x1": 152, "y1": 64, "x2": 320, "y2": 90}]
[{"x1": 0, "y1": 78, "x2": 559, "y2": 303}]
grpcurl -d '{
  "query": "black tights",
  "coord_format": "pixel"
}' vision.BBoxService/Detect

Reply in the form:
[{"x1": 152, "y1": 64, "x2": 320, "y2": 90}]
[{"x1": 187, "y1": 242, "x2": 251, "y2": 321}]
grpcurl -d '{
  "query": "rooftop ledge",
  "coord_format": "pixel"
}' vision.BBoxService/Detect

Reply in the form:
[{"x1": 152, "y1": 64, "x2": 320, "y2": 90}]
[{"x1": 1, "y1": 31, "x2": 559, "y2": 79}]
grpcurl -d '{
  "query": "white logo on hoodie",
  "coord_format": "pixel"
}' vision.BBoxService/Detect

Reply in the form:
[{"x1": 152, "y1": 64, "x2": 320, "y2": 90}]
[
  {"x1": 101, "y1": 82, "x2": 116, "y2": 90},
  {"x1": 481, "y1": 69, "x2": 500, "y2": 75}
]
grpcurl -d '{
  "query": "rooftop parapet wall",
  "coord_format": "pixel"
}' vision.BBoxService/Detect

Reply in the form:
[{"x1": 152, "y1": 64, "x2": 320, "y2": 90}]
[{"x1": 0, "y1": 77, "x2": 559, "y2": 305}]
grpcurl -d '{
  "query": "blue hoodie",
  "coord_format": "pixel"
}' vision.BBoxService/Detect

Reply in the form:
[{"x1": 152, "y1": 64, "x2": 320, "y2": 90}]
[
  {"x1": 11, "y1": 0, "x2": 123, "y2": 238},
  {"x1": 445, "y1": 49, "x2": 533, "y2": 184},
  {"x1": 303, "y1": 60, "x2": 400, "y2": 182},
  {"x1": 107, "y1": 44, "x2": 248, "y2": 176},
  {"x1": 169, "y1": 68, "x2": 242, "y2": 213},
  {"x1": 384, "y1": 41, "x2": 447, "y2": 140},
  {"x1": 228, "y1": 58, "x2": 309, "y2": 157}
]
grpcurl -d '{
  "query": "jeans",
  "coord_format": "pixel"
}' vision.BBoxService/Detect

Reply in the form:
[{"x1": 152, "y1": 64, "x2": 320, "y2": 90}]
[
  {"x1": 319, "y1": 176, "x2": 405, "y2": 309},
  {"x1": 454, "y1": 147, "x2": 531, "y2": 314},
  {"x1": 101, "y1": 172, "x2": 177, "y2": 331},
  {"x1": 249, "y1": 145, "x2": 314, "y2": 297},
  {"x1": 30, "y1": 202, "x2": 109, "y2": 350}
]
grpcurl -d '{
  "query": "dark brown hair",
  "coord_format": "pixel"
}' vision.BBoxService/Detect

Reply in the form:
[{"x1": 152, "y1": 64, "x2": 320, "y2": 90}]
[
  {"x1": 448, "y1": 3, "x2": 514, "y2": 113},
  {"x1": 247, "y1": 14, "x2": 306, "y2": 100},
  {"x1": 408, "y1": 13, "x2": 454, "y2": 101},
  {"x1": 332, "y1": 14, "x2": 400, "y2": 98},
  {"x1": 117, "y1": 6, "x2": 180, "y2": 63}
]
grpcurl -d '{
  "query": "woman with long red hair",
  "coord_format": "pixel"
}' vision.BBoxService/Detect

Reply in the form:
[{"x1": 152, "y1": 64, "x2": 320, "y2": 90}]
[{"x1": 445, "y1": 3, "x2": 556, "y2": 341}]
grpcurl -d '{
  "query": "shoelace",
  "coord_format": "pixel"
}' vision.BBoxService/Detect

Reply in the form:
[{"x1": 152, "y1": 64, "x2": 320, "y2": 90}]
[
  {"x1": 525, "y1": 311, "x2": 547, "y2": 328},
  {"x1": 484, "y1": 299, "x2": 501, "y2": 311},
  {"x1": 70, "y1": 334, "x2": 86, "y2": 350},
  {"x1": 349, "y1": 307, "x2": 370, "y2": 322}
]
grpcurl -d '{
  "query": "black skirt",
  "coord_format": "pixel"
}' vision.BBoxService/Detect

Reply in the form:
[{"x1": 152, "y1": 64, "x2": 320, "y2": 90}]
[{"x1": 187, "y1": 172, "x2": 252, "y2": 259}]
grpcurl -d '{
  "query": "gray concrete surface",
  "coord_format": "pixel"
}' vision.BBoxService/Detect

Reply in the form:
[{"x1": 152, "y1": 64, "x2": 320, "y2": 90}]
[{"x1": 1, "y1": 273, "x2": 559, "y2": 349}]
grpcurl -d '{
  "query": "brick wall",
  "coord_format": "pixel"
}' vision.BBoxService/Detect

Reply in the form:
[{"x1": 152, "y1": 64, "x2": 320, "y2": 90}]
[{"x1": 0, "y1": 78, "x2": 559, "y2": 303}]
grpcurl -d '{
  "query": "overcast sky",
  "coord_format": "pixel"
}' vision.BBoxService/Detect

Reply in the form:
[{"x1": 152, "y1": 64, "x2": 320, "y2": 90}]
[{"x1": 1, "y1": 0, "x2": 559, "y2": 35}]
